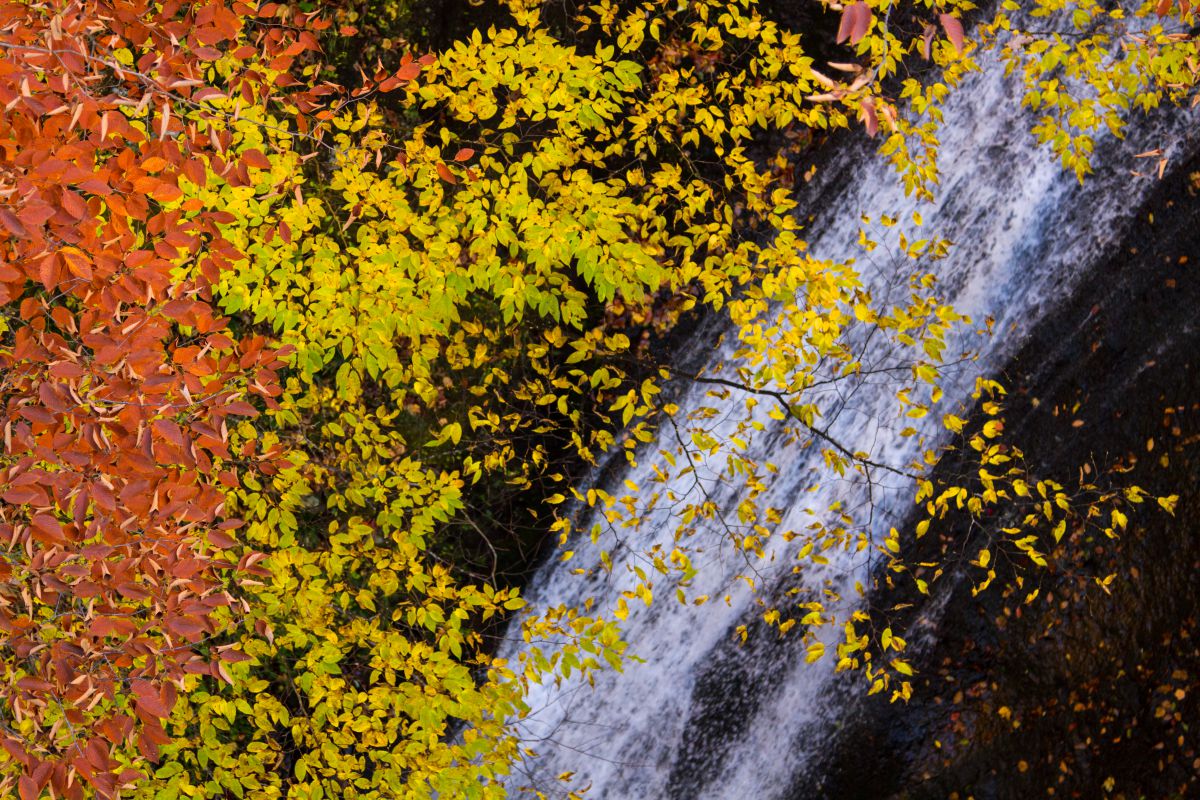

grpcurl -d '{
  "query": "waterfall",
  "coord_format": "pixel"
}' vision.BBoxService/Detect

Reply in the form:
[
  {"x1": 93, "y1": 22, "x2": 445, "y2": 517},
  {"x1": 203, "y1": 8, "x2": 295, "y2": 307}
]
[{"x1": 500, "y1": 16, "x2": 1200, "y2": 800}]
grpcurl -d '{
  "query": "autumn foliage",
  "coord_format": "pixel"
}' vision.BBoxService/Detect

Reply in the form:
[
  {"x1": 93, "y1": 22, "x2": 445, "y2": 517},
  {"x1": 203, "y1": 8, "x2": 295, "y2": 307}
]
[
  {"x1": 0, "y1": 1, "x2": 333, "y2": 795},
  {"x1": 1, "y1": 0, "x2": 1198, "y2": 797}
]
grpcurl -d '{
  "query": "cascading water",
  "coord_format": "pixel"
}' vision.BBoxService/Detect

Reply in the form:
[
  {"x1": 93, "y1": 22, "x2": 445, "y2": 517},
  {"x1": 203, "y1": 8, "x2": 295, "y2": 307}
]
[{"x1": 500, "y1": 13, "x2": 1200, "y2": 799}]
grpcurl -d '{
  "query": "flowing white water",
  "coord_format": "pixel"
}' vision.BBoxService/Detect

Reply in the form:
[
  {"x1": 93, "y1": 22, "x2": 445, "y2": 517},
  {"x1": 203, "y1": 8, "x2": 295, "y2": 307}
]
[{"x1": 500, "y1": 21, "x2": 1200, "y2": 800}]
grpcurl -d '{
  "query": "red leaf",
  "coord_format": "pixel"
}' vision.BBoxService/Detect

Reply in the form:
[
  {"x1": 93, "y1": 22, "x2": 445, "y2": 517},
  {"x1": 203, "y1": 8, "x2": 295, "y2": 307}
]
[
  {"x1": 19, "y1": 406, "x2": 55, "y2": 425},
  {"x1": 436, "y1": 163, "x2": 457, "y2": 184},
  {"x1": 3, "y1": 486, "x2": 45, "y2": 505},
  {"x1": 165, "y1": 615, "x2": 207, "y2": 638},
  {"x1": 38, "y1": 382, "x2": 68, "y2": 412},
  {"x1": 836, "y1": 5, "x2": 854, "y2": 44},
  {"x1": 861, "y1": 99, "x2": 879, "y2": 138},
  {"x1": 136, "y1": 731, "x2": 160, "y2": 763},
  {"x1": 30, "y1": 514, "x2": 67, "y2": 545},
  {"x1": 939, "y1": 14, "x2": 965, "y2": 53},
  {"x1": 837, "y1": 2, "x2": 872, "y2": 45},
  {"x1": 223, "y1": 401, "x2": 259, "y2": 417},
  {"x1": 152, "y1": 420, "x2": 186, "y2": 448},
  {"x1": 453, "y1": 148, "x2": 475, "y2": 162},
  {"x1": 16, "y1": 676, "x2": 53, "y2": 693},
  {"x1": 241, "y1": 149, "x2": 271, "y2": 170},
  {"x1": 207, "y1": 529, "x2": 238, "y2": 549},
  {"x1": 84, "y1": 738, "x2": 110, "y2": 771},
  {"x1": 2, "y1": 738, "x2": 29, "y2": 766},
  {"x1": 131, "y1": 680, "x2": 171, "y2": 718},
  {"x1": 19, "y1": 775, "x2": 37, "y2": 800},
  {"x1": 218, "y1": 647, "x2": 252, "y2": 663},
  {"x1": 850, "y1": 3, "x2": 872, "y2": 44}
]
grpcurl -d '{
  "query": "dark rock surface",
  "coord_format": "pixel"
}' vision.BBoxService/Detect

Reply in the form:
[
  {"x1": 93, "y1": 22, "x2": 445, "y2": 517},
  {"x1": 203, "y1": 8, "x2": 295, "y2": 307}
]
[{"x1": 798, "y1": 152, "x2": 1200, "y2": 799}]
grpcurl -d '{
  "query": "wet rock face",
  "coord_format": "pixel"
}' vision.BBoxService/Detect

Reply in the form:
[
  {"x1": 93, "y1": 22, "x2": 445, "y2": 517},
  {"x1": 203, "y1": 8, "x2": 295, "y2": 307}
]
[
  {"x1": 666, "y1": 608, "x2": 812, "y2": 800},
  {"x1": 806, "y1": 152, "x2": 1200, "y2": 800}
]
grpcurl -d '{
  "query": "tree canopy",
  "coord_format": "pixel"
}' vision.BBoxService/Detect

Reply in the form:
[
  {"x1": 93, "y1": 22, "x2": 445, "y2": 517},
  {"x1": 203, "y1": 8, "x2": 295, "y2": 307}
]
[{"x1": 0, "y1": 0, "x2": 1195, "y2": 797}]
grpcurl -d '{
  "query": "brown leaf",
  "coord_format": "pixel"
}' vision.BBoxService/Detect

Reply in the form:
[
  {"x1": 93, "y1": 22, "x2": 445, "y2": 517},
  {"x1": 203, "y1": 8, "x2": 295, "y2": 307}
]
[
  {"x1": 212, "y1": 660, "x2": 234, "y2": 685},
  {"x1": 836, "y1": 5, "x2": 854, "y2": 44}
]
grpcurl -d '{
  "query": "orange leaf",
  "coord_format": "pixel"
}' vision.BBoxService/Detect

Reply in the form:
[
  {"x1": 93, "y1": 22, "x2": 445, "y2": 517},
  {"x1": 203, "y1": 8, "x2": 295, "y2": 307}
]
[
  {"x1": 0, "y1": 208, "x2": 28, "y2": 237},
  {"x1": 141, "y1": 156, "x2": 169, "y2": 173},
  {"x1": 60, "y1": 190, "x2": 87, "y2": 220},
  {"x1": 395, "y1": 61, "x2": 422, "y2": 81},
  {"x1": 60, "y1": 247, "x2": 93, "y2": 279},
  {"x1": 436, "y1": 163, "x2": 457, "y2": 184}
]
